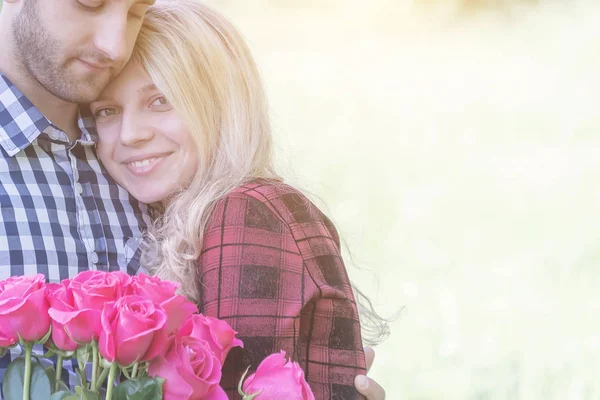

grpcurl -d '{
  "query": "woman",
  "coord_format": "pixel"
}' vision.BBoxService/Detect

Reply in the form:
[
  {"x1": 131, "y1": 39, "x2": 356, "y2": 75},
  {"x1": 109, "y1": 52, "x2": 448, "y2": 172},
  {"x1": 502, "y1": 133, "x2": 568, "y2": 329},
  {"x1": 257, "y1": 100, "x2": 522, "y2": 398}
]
[{"x1": 91, "y1": 0, "x2": 385, "y2": 398}]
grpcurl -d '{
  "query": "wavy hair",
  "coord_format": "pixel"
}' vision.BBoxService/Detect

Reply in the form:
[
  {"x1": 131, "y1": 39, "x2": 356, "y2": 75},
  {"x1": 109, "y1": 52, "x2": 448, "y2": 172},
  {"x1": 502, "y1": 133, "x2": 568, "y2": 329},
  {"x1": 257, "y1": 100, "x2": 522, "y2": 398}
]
[
  {"x1": 134, "y1": 0, "x2": 279, "y2": 303},
  {"x1": 133, "y1": 0, "x2": 390, "y2": 344}
]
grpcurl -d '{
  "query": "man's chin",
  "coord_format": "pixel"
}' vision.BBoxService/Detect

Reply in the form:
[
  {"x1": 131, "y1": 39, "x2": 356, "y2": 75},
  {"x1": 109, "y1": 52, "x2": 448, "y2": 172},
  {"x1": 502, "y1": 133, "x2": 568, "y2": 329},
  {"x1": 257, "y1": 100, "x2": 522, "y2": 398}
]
[
  {"x1": 52, "y1": 81, "x2": 110, "y2": 104},
  {"x1": 49, "y1": 67, "x2": 113, "y2": 103}
]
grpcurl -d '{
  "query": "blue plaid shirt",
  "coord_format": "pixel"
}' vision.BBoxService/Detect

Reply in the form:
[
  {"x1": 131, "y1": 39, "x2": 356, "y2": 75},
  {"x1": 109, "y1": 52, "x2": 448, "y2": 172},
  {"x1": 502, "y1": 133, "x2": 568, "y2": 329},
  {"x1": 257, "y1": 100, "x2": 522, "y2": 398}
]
[{"x1": 0, "y1": 73, "x2": 151, "y2": 394}]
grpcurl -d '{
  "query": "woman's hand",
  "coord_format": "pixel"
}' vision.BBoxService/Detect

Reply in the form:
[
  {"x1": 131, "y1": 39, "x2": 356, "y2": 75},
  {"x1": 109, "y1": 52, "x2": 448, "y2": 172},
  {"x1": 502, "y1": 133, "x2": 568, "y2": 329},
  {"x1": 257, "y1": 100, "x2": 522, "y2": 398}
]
[{"x1": 355, "y1": 347, "x2": 387, "y2": 400}]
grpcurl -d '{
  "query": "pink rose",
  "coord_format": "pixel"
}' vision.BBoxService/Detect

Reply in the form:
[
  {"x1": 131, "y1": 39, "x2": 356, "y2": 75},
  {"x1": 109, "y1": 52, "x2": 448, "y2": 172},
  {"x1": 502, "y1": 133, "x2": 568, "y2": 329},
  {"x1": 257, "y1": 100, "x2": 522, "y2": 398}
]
[
  {"x1": 48, "y1": 271, "x2": 132, "y2": 344},
  {"x1": 70, "y1": 271, "x2": 132, "y2": 310},
  {"x1": 0, "y1": 274, "x2": 50, "y2": 347},
  {"x1": 178, "y1": 314, "x2": 242, "y2": 364},
  {"x1": 45, "y1": 283, "x2": 78, "y2": 352},
  {"x1": 128, "y1": 273, "x2": 179, "y2": 304},
  {"x1": 130, "y1": 274, "x2": 198, "y2": 334},
  {"x1": 148, "y1": 335, "x2": 226, "y2": 400},
  {"x1": 242, "y1": 351, "x2": 315, "y2": 400},
  {"x1": 99, "y1": 295, "x2": 167, "y2": 366}
]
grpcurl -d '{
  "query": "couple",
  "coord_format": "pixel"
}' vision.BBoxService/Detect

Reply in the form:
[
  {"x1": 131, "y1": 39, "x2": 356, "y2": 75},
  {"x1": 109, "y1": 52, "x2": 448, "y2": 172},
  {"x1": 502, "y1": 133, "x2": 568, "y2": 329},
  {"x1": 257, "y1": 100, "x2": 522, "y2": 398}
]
[{"x1": 0, "y1": 0, "x2": 386, "y2": 399}]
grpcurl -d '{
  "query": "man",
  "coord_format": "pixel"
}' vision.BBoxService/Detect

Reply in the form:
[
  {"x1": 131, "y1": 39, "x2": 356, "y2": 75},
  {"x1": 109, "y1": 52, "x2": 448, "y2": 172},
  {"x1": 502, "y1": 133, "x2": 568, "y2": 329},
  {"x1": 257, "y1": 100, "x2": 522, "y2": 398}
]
[{"x1": 0, "y1": 0, "x2": 385, "y2": 398}]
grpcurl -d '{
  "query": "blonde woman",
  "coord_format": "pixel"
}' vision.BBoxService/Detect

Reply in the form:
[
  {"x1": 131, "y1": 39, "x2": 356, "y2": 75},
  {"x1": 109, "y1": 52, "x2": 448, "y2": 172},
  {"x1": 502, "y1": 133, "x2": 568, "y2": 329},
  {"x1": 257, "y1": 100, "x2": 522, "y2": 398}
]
[{"x1": 91, "y1": 0, "x2": 386, "y2": 398}]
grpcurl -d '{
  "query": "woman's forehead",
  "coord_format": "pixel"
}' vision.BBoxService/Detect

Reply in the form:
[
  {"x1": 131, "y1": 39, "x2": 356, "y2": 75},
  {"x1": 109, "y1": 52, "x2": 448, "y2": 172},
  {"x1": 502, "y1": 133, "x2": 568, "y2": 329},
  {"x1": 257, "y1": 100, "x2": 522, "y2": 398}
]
[{"x1": 99, "y1": 62, "x2": 154, "y2": 100}]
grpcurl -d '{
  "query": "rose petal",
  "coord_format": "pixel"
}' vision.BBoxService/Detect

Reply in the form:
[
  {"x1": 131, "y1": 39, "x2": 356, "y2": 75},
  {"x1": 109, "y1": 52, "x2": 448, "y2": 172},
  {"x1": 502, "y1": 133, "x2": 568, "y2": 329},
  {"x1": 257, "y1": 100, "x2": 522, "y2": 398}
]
[
  {"x1": 202, "y1": 385, "x2": 229, "y2": 400},
  {"x1": 243, "y1": 351, "x2": 315, "y2": 400},
  {"x1": 99, "y1": 302, "x2": 118, "y2": 362},
  {"x1": 149, "y1": 356, "x2": 194, "y2": 400},
  {"x1": 50, "y1": 320, "x2": 78, "y2": 351},
  {"x1": 161, "y1": 296, "x2": 197, "y2": 334}
]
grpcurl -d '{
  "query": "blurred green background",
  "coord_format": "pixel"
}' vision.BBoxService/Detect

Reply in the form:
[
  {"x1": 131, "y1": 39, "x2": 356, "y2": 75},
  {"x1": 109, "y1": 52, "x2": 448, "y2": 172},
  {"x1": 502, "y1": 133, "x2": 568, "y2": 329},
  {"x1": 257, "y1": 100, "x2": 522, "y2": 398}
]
[{"x1": 4, "y1": 0, "x2": 600, "y2": 398}]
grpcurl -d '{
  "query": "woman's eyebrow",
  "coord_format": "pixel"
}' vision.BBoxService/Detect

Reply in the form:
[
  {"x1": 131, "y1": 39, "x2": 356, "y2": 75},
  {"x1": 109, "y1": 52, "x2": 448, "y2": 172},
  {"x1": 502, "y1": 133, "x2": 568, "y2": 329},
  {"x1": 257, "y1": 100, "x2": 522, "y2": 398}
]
[{"x1": 138, "y1": 84, "x2": 158, "y2": 94}]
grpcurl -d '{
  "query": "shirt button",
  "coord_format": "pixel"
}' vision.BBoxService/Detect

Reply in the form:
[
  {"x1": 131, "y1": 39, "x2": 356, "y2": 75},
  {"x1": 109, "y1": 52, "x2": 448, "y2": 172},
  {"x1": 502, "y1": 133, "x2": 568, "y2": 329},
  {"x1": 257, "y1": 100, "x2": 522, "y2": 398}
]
[
  {"x1": 90, "y1": 252, "x2": 99, "y2": 264},
  {"x1": 48, "y1": 130, "x2": 61, "y2": 141},
  {"x1": 75, "y1": 183, "x2": 83, "y2": 195}
]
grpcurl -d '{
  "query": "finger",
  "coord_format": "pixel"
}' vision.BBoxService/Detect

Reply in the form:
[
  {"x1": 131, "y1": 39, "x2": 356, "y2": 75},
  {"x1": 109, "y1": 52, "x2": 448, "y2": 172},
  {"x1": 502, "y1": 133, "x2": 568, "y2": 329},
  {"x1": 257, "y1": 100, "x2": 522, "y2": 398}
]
[
  {"x1": 364, "y1": 346, "x2": 375, "y2": 372},
  {"x1": 355, "y1": 375, "x2": 386, "y2": 400}
]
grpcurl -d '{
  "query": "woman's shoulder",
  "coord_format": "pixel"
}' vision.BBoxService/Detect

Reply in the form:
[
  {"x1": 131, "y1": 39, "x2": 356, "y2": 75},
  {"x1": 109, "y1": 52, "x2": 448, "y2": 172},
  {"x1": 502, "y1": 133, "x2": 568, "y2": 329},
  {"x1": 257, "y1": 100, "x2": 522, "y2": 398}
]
[
  {"x1": 231, "y1": 180, "x2": 329, "y2": 223},
  {"x1": 227, "y1": 179, "x2": 301, "y2": 199},
  {"x1": 209, "y1": 180, "x2": 339, "y2": 239}
]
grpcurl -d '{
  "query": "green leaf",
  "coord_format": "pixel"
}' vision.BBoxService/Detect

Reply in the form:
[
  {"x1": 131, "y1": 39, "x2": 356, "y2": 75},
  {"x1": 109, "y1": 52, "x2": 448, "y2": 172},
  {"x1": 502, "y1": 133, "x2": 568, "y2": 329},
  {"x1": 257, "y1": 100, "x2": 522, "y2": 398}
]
[
  {"x1": 58, "y1": 381, "x2": 71, "y2": 392},
  {"x1": 40, "y1": 348, "x2": 57, "y2": 359},
  {"x1": 80, "y1": 388, "x2": 101, "y2": 400},
  {"x1": 100, "y1": 358, "x2": 113, "y2": 369},
  {"x1": 238, "y1": 365, "x2": 251, "y2": 397},
  {"x1": 113, "y1": 376, "x2": 164, "y2": 400},
  {"x1": 45, "y1": 366, "x2": 56, "y2": 391},
  {"x1": 242, "y1": 390, "x2": 263, "y2": 400},
  {"x1": 17, "y1": 333, "x2": 26, "y2": 347},
  {"x1": 2, "y1": 357, "x2": 26, "y2": 400},
  {"x1": 44, "y1": 342, "x2": 75, "y2": 359},
  {"x1": 37, "y1": 327, "x2": 53, "y2": 346},
  {"x1": 70, "y1": 385, "x2": 101, "y2": 400},
  {"x1": 76, "y1": 344, "x2": 92, "y2": 366},
  {"x1": 49, "y1": 391, "x2": 79, "y2": 400},
  {"x1": 2, "y1": 356, "x2": 52, "y2": 400},
  {"x1": 30, "y1": 360, "x2": 53, "y2": 399}
]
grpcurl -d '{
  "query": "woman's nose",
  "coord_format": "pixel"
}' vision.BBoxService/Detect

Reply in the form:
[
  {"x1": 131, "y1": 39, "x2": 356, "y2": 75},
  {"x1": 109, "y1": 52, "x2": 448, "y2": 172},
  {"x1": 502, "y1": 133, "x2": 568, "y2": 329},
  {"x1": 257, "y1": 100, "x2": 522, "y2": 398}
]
[{"x1": 119, "y1": 115, "x2": 155, "y2": 147}]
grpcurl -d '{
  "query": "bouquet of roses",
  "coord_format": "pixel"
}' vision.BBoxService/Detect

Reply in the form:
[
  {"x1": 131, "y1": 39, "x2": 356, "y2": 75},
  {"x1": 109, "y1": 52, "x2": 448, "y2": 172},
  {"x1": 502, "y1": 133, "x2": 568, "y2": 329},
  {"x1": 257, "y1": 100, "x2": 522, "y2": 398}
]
[{"x1": 0, "y1": 272, "x2": 315, "y2": 400}]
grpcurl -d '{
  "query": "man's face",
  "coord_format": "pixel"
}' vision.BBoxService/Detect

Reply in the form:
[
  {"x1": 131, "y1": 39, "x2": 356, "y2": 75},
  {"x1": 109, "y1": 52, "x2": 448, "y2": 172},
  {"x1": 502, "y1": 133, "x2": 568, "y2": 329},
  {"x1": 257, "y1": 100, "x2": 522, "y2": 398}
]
[{"x1": 12, "y1": 0, "x2": 154, "y2": 104}]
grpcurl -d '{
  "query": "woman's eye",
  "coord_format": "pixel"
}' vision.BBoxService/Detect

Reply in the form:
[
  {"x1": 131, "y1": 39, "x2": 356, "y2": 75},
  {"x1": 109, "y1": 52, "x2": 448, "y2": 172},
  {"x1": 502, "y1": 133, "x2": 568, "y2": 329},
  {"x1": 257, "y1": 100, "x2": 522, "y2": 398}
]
[
  {"x1": 78, "y1": 0, "x2": 103, "y2": 10},
  {"x1": 94, "y1": 108, "x2": 120, "y2": 118},
  {"x1": 150, "y1": 96, "x2": 169, "y2": 107}
]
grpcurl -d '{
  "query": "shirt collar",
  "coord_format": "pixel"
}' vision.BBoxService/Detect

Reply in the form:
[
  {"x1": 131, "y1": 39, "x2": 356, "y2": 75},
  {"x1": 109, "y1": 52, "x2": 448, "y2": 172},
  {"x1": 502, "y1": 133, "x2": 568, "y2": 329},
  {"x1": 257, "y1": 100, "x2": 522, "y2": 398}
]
[
  {"x1": 0, "y1": 73, "x2": 97, "y2": 156},
  {"x1": 78, "y1": 105, "x2": 99, "y2": 145}
]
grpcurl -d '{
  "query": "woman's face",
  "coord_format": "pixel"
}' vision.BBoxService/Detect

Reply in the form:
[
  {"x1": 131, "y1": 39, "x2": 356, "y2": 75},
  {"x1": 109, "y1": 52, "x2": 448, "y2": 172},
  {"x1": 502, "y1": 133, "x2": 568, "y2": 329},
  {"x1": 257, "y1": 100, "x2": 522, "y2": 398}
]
[{"x1": 91, "y1": 62, "x2": 198, "y2": 205}]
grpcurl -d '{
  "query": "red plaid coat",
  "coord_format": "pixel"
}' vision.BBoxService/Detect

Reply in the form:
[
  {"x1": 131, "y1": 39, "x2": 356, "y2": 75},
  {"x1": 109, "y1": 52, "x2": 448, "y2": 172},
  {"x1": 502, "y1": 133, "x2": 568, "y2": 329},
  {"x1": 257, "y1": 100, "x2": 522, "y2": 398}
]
[{"x1": 197, "y1": 180, "x2": 366, "y2": 399}]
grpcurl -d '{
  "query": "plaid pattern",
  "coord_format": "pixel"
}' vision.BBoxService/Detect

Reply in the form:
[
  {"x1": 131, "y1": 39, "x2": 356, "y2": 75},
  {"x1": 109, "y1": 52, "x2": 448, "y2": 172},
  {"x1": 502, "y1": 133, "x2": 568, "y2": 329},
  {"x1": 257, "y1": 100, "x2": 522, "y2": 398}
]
[
  {"x1": 0, "y1": 74, "x2": 150, "y2": 394},
  {"x1": 199, "y1": 181, "x2": 366, "y2": 399}
]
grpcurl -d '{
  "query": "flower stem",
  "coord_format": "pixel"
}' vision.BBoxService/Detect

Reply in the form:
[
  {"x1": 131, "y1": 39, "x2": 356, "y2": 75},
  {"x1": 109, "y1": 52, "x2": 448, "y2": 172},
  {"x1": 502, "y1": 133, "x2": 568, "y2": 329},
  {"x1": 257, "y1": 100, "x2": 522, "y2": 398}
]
[
  {"x1": 91, "y1": 343, "x2": 99, "y2": 391},
  {"x1": 23, "y1": 343, "x2": 33, "y2": 400},
  {"x1": 131, "y1": 362, "x2": 139, "y2": 379},
  {"x1": 105, "y1": 363, "x2": 118, "y2": 400},
  {"x1": 136, "y1": 362, "x2": 148, "y2": 377},
  {"x1": 95, "y1": 367, "x2": 110, "y2": 390},
  {"x1": 77, "y1": 359, "x2": 87, "y2": 388},
  {"x1": 54, "y1": 354, "x2": 64, "y2": 393}
]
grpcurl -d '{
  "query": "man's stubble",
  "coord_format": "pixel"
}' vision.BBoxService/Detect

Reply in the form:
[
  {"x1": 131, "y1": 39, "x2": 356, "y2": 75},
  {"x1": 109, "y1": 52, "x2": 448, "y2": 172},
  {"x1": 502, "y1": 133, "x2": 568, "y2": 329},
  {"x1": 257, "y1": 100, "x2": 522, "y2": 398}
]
[{"x1": 12, "y1": 0, "x2": 116, "y2": 104}]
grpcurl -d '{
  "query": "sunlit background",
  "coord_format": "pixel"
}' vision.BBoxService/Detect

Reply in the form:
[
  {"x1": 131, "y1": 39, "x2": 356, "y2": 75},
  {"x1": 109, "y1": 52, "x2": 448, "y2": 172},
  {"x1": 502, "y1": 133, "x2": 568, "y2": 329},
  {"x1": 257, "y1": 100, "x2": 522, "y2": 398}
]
[
  {"x1": 3, "y1": 0, "x2": 599, "y2": 398},
  {"x1": 204, "y1": 1, "x2": 600, "y2": 399}
]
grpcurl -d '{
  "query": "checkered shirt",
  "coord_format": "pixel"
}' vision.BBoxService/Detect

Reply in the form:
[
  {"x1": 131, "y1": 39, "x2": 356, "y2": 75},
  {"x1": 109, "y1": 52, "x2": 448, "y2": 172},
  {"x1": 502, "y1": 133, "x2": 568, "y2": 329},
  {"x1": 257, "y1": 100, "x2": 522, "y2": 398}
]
[
  {"x1": 198, "y1": 181, "x2": 367, "y2": 399},
  {"x1": 0, "y1": 73, "x2": 150, "y2": 394}
]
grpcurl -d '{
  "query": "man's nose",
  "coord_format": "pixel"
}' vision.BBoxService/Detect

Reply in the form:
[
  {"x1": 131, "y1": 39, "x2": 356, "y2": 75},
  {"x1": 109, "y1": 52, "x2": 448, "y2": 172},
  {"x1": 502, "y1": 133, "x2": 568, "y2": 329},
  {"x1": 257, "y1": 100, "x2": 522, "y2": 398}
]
[{"x1": 92, "y1": 14, "x2": 129, "y2": 65}]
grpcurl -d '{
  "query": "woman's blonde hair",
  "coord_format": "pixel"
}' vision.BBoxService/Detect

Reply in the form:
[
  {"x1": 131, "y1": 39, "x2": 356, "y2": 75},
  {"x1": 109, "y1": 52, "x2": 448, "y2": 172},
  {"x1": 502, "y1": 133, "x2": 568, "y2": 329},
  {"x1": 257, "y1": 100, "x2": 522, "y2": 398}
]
[
  {"x1": 134, "y1": 0, "x2": 390, "y2": 344},
  {"x1": 134, "y1": 0, "x2": 279, "y2": 303}
]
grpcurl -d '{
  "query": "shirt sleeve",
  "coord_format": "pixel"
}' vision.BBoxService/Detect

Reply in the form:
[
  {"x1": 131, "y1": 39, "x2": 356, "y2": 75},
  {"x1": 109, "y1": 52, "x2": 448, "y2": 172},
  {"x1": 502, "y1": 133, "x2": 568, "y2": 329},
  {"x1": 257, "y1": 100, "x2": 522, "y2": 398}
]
[{"x1": 197, "y1": 188, "x2": 366, "y2": 399}]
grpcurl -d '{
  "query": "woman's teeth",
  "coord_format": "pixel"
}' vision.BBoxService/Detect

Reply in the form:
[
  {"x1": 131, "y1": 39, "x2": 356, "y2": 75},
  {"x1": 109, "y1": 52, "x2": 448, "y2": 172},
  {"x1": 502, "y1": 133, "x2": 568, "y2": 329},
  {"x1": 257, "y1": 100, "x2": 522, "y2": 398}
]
[{"x1": 129, "y1": 158, "x2": 157, "y2": 168}]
